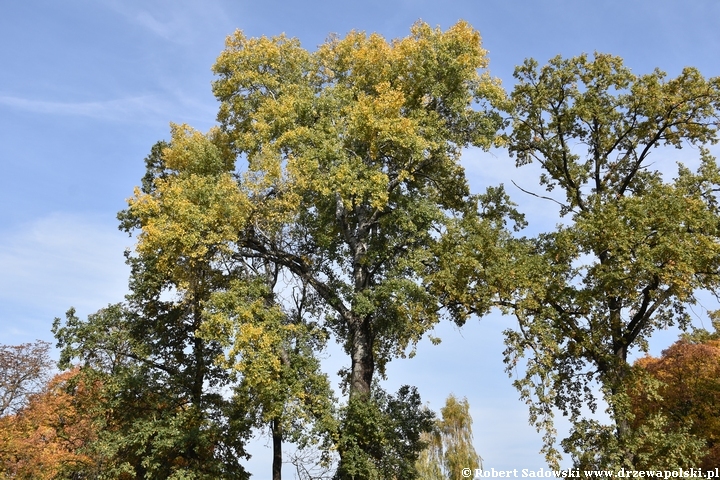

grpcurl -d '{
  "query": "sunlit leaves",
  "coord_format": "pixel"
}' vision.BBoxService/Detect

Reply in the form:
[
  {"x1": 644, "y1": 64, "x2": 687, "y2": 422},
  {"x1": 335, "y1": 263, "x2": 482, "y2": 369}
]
[
  {"x1": 211, "y1": 21, "x2": 506, "y2": 392},
  {"x1": 207, "y1": 22, "x2": 509, "y2": 478},
  {"x1": 416, "y1": 395, "x2": 481, "y2": 480},
  {"x1": 126, "y1": 125, "x2": 250, "y2": 294},
  {"x1": 502, "y1": 53, "x2": 720, "y2": 467},
  {"x1": 0, "y1": 369, "x2": 103, "y2": 479},
  {"x1": 213, "y1": 20, "x2": 503, "y2": 223}
]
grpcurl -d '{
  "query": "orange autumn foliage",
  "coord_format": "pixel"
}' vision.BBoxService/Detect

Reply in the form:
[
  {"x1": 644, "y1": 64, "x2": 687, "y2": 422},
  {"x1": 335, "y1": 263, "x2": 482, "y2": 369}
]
[
  {"x1": 0, "y1": 368, "x2": 103, "y2": 479},
  {"x1": 632, "y1": 339, "x2": 720, "y2": 470}
]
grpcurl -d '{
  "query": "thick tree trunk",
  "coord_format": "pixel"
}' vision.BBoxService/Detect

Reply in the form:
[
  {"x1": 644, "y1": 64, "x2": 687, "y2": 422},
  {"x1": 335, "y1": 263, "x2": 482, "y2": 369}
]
[
  {"x1": 608, "y1": 344, "x2": 634, "y2": 468},
  {"x1": 272, "y1": 417, "x2": 282, "y2": 480},
  {"x1": 349, "y1": 316, "x2": 374, "y2": 399},
  {"x1": 336, "y1": 316, "x2": 376, "y2": 480}
]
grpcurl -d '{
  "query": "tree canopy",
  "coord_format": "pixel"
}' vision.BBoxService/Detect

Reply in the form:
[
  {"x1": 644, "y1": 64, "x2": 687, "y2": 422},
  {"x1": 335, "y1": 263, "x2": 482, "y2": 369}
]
[
  {"x1": 210, "y1": 19, "x2": 506, "y2": 399},
  {"x1": 50, "y1": 21, "x2": 511, "y2": 480},
  {"x1": 0, "y1": 368, "x2": 104, "y2": 479},
  {"x1": 208, "y1": 20, "x2": 508, "y2": 477},
  {"x1": 498, "y1": 53, "x2": 720, "y2": 467}
]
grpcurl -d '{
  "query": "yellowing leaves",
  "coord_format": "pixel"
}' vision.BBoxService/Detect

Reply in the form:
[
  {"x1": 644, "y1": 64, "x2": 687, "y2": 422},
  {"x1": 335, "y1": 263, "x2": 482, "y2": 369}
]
[
  {"x1": 126, "y1": 128, "x2": 251, "y2": 288},
  {"x1": 131, "y1": 173, "x2": 248, "y2": 265},
  {"x1": 348, "y1": 82, "x2": 418, "y2": 159},
  {"x1": 0, "y1": 369, "x2": 103, "y2": 479},
  {"x1": 213, "y1": 19, "x2": 502, "y2": 224},
  {"x1": 163, "y1": 123, "x2": 234, "y2": 174}
]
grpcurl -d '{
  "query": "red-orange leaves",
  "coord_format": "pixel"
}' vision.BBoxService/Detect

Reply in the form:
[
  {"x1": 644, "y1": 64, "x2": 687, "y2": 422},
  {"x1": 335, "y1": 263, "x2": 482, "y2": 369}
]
[
  {"x1": 0, "y1": 369, "x2": 103, "y2": 479},
  {"x1": 633, "y1": 339, "x2": 720, "y2": 469}
]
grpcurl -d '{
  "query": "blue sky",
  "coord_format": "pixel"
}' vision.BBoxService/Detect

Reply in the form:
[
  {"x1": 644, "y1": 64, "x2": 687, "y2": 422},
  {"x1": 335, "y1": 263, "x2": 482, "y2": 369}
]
[{"x1": 2, "y1": 1, "x2": 720, "y2": 477}]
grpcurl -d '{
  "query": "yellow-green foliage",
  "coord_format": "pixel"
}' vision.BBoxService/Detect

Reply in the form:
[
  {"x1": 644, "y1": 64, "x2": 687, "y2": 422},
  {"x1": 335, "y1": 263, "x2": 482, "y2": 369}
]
[
  {"x1": 416, "y1": 395, "x2": 481, "y2": 480},
  {"x1": 498, "y1": 53, "x2": 720, "y2": 468},
  {"x1": 211, "y1": 21, "x2": 506, "y2": 381},
  {"x1": 126, "y1": 124, "x2": 250, "y2": 293}
]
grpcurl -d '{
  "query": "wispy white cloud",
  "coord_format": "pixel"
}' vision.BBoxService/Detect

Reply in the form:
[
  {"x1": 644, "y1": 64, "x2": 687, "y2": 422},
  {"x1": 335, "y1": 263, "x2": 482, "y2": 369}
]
[
  {"x1": 100, "y1": 0, "x2": 232, "y2": 44},
  {"x1": 0, "y1": 213, "x2": 131, "y2": 342},
  {"x1": 0, "y1": 94, "x2": 170, "y2": 123},
  {"x1": 0, "y1": 90, "x2": 218, "y2": 126},
  {"x1": 133, "y1": 10, "x2": 175, "y2": 39},
  {"x1": 100, "y1": 0, "x2": 182, "y2": 42}
]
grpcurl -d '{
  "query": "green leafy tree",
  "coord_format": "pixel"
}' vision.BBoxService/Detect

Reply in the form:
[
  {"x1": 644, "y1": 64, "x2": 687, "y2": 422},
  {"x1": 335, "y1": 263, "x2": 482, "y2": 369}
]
[
  {"x1": 120, "y1": 126, "x2": 334, "y2": 480},
  {"x1": 53, "y1": 306, "x2": 253, "y2": 480},
  {"x1": 210, "y1": 22, "x2": 507, "y2": 477},
  {"x1": 416, "y1": 395, "x2": 481, "y2": 480},
  {"x1": 494, "y1": 53, "x2": 720, "y2": 467},
  {"x1": 203, "y1": 275, "x2": 335, "y2": 480},
  {"x1": 335, "y1": 385, "x2": 435, "y2": 480},
  {"x1": 62, "y1": 21, "x2": 509, "y2": 479},
  {"x1": 53, "y1": 133, "x2": 255, "y2": 479}
]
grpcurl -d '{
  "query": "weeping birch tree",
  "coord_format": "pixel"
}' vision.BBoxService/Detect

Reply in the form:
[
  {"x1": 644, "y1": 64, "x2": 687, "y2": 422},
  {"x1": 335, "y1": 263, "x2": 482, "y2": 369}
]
[{"x1": 416, "y1": 395, "x2": 481, "y2": 480}]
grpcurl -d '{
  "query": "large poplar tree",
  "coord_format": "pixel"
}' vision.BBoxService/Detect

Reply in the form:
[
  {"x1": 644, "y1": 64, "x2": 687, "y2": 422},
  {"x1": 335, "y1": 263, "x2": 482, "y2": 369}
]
[
  {"x1": 209, "y1": 21, "x2": 507, "y2": 477},
  {"x1": 211, "y1": 20, "x2": 504, "y2": 400},
  {"x1": 56, "y1": 22, "x2": 509, "y2": 478}
]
